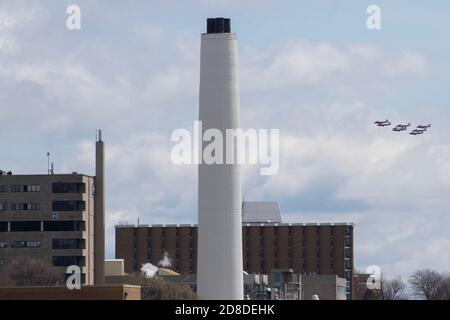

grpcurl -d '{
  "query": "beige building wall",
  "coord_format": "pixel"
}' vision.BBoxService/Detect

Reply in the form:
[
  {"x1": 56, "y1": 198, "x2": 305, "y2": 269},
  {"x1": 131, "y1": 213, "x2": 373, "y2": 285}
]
[
  {"x1": 0, "y1": 173, "x2": 95, "y2": 285},
  {"x1": 105, "y1": 259, "x2": 125, "y2": 277}
]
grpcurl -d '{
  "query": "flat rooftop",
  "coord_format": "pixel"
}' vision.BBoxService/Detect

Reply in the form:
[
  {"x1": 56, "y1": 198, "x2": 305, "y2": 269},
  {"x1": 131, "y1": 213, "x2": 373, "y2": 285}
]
[
  {"x1": 0, "y1": 173, "x2": 94, "y2": 178},
  {"x1": 116, "y1": 222, "x2": 355, "y2": 228}
]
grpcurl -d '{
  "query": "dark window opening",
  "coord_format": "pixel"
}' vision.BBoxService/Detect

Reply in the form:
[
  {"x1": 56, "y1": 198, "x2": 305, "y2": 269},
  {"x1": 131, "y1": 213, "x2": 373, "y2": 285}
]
[
  {"x1": 52, "y1": 239, "x2": 85, "y2": 249},
  {"x1": 44, "y1": 221, "x2": 85, "y2": 232},
  {"x1": 10, "y1": 221, "x2": 41, "y2": 232},
  {"x1": 52, "y1": 201, "x2": 85, "y2": 211},
  {"x1": 52, "y1": 256, "x2": 85, "y2": 267},
  {"x1": 0, "y1": 222, "x2": 7, "y2": 232},
  {"x1": 52, "y1": 183, "x2": 85, "y2": 194}
]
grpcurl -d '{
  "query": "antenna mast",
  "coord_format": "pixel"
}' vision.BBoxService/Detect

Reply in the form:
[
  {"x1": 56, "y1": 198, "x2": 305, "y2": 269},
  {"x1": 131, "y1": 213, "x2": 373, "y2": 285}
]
[{"x1": 47, "y1": 152, "x2": 50, "y2": 175}]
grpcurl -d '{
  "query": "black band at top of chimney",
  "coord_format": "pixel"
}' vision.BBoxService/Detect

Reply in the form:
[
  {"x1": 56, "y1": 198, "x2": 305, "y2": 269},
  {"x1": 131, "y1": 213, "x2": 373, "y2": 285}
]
[{"x1": 207, "y1": 18, "x2": 231, "y2": 34}]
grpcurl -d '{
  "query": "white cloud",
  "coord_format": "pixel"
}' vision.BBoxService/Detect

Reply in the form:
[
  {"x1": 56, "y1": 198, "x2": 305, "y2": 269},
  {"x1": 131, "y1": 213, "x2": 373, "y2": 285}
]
[{"x1": 240, "y1": 42, "x2": 427, "y2": 95}]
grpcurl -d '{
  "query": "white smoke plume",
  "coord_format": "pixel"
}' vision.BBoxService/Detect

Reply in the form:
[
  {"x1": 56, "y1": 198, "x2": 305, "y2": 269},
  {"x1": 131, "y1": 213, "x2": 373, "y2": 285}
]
[
  {"x1": 141, "y1": 263, "x2": 158, "y2": 278},
  {"x1": 158, "y1": 251, "x2": 172, "y2": 268}
]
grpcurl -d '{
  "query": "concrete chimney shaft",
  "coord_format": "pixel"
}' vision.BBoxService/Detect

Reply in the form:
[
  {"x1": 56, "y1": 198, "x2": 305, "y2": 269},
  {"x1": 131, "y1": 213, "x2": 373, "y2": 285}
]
[
  {"x1": 197, "y1": 18, "x2": 244, "y2": 300},
  {"x1": 94, "y1": 130, "x2": 105, "y2": 285}
]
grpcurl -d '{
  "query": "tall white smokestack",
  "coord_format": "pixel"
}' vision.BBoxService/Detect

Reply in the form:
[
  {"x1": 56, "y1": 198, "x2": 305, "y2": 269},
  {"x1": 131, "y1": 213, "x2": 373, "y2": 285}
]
[{"x1": 197, "y1": 18, "x2": 243, "y2": 300}]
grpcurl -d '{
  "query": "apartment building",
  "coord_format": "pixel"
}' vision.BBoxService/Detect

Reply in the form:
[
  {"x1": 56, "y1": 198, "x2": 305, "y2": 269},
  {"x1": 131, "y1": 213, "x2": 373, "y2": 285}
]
[
  {"x1": 0, "y1": 173, "x2": 95, "y2": 284},
  {"x1": 0, "y1": 131, "x2": 105, "y2": 285},
  {"x1": 115, "y1": 202, "x2": 355, "y2": 299}
]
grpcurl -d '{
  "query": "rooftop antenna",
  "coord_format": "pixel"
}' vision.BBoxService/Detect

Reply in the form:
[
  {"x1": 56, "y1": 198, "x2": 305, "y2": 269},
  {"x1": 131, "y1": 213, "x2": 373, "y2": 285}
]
[{"x1": 47, "y1": 152, "x2": 51, "y2": 175}]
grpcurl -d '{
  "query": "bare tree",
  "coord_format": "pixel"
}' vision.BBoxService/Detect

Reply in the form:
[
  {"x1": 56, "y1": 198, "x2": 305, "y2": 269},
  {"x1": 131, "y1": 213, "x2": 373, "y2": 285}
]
[
  {"x1": 353, "y1": 272, "x2": 408, "y2": 300},
  {"x1": 0, "y1": 258, "x2": 64, "y2": 287},
  {"x1": 381, "y1": 275, "x2": 407, "y2": 300},
  {"x1": 409, "y1": 269, "x2": 446, "y2": 300}
]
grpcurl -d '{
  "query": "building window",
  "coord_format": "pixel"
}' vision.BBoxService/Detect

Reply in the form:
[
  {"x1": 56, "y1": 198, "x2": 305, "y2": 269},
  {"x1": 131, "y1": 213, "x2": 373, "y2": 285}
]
[
  {"x1": 10, "y1": 221, "x2": 41, "y2": 232},
  {"x1": 10, "y1": 241, "x2": 26, "y2": 248},
  {"x1": 26, "y1": 241, "x2": 41, "y2": 248},
  {"x1": 345, "y1": 225, "x2": 351, "y2": 235},
  {"x1": 52, "y1": 201, "x2": 85, "y2": 211},
  {"x1": 0, "y1": 203, "x2": 6, "y2": 211},
  {"x1": 0, "y1": 185, "x2": 6, "y2": 193},
  {"x1": 344, "y1": 237, "x2": 351, "y2": 247},
  {"x1": 344, "y1": 247, "x2": 351, "y2": 258},
  {"x1": 0, "y1": 222, "x2": 7, "y2": 232},
  {"x1": 52, "y1": 256, "x2": 85, "y2": 267},
  {"x1": 10, "y1": 241, "x2": 40, "y2": 248},
  {"x1": 345, "y1": 259, "x2": 352, "y2": 269},
  {"x1": 52, "y1": 183, "x2": 85, "y2": 193},
  {"x1": 345, "y1": 270, "x2": 352, "y2": 280},
  {"x1": 11, "y1": 203, "x2": 40, "y2": 211},
  {"x1": 11, "y1": 185, "x2": 40, "y2": 193},
  {"x1": 44, "y1": 221, "x2": 85, "y2": 232},
  {"x1": 52, "y1": 239, "x2": 85, "y2": 249},
  {"x1": 0, "y1": 241, "x2": 7, "y2": 248}
]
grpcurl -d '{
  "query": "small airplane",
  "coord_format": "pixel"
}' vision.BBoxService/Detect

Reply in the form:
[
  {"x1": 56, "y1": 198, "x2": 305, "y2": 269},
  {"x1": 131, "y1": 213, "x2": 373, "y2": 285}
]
[
  {"x1": 410, "y1": 129, "x2": 425, "y2": 135},
  {"x1": 393, "y1": 123, "x2": 411, "y2": 132},
  {"x1": 374, "y1": 120, "x2": 391, "y2": 127},
  {"x1": 417, "y1": 124, "x2": 431, "y2": 130}
]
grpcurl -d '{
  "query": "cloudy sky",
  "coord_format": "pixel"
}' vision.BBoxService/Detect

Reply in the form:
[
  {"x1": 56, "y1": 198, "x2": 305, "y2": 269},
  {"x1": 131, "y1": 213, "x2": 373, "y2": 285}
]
[{"x1": 1, "y1": 1, "x2": 450, "y2": 278}]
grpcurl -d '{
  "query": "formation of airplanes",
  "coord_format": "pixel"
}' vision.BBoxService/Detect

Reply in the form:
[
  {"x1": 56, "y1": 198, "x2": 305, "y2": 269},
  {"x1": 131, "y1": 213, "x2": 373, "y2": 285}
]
[{"x1": 374, "y1": 120, "x2": 431, "y2": 135}]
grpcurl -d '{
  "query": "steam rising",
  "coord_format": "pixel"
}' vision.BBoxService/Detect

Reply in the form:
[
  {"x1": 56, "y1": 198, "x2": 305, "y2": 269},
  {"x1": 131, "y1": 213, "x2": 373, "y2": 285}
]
[
  {"x1": 158, "y1": 251, "x2": 172, "y2": 268},
  {"x1": 140, "y1": 252, "x2": 173, "y2": 278},
  {"x1": 141, "y1": 263, "x2": 158, "y2": 278}
]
